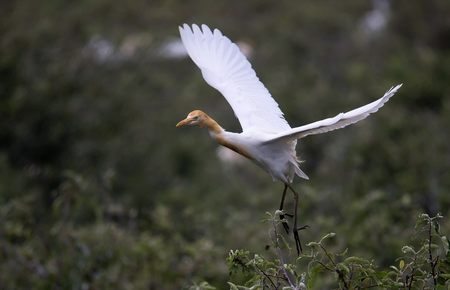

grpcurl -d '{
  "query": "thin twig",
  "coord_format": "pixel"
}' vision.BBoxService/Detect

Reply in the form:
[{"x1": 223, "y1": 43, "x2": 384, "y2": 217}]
[
  {"x1": 272, "y1": 219, "x2": 298, "y2": 290},
  {"x1": 265, "y1": 273, "x2": 287, "y2": 281},
  {"x1": 337, "y1": 269, "x2": 350, "y2": 290},
  {"x1": 359, "y1": 284, "x2": 381, "y2": 289},
  {"x1": 319, "y1": 244, "x2": 337, "y2": 267},
  {"x1": 319, "y1": 244, "x2": 349, "y2": 289},
  {"x1": 427, "y1": 219, "x2": 437, "y2": 287},
  {"x1": 315, "y1": 260, "x2": 334, "y2": 272},
  {"x1": 407, "y1": 255, "x2": 417, "y2": 290},
  {"x1": 254, "y1": 263, "x2": 278, "y2": 289}
]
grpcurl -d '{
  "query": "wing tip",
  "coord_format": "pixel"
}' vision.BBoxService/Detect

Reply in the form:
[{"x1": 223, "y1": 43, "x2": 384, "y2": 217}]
[
  {"x1": 368, "y1": 82, "x2": 403, "y2": 114},
  {"x1": 178, "y1": 24, "x2": 185, "y2": 34},
  {"x1": 389, "y1": 83, "x2": 403, "y2": 94},
  {"x1": 192, "y1": 23, "x2": 201, "y2": 35},
  {"x1": 179, "y1": 23, "x2": 222, "y2": 37},
  {"x1": 384, "y1": 83, "x2": 403, "y2": 100},
  {"x1": 179, "y1": 23, "x2": 193, "y2": 36},
  {"x1": 201, "y1": 24, "x2": 211, "y2": 34},
  {"x1": 213, "y1": 28, "x2": 222, "y2": 37}
]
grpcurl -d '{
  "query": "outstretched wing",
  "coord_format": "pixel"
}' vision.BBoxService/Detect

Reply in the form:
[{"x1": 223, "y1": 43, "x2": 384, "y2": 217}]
[
  {"x1": 179, "y1": 24, "x2": 291, "y2": 134},
  {"x1": 264, "y1": 84, "x2": 402, "y2": 143}
]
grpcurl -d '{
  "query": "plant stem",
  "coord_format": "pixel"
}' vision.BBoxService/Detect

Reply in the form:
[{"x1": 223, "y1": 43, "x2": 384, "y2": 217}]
[
  {"x1": 272, "y1": 219, "x2": 298, "y2": 290},
  {"x1": 428, "y1": 219, "x2": 437, "y2": 287},
  {"x1": 319, "y1": 244, "x2": 349, "y2": 289},
  {"x1": 254, "y1": 263, "x2": 278, "y2": 289}
]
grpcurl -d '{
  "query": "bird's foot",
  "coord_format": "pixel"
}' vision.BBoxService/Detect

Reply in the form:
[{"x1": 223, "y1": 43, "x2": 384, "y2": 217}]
[
  {"x1": 293, "y1": 225, "x2": 309, "y2": 255},
  {"x1": 293, "y1": 229, "x2": 302, "y2": 255},
  {"x1": 297, "y1": 224, "x2": 310, "y2": 231},
  {"x1": 280, "y1": 212, "x2": 294, "y2": 234},
  {"x1": 279, "y1": 213, "x2": 290, "y2": 234}
]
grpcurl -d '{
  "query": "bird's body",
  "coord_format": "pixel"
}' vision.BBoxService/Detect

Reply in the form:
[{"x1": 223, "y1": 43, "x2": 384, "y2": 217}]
[
  {"x1": 220, "y1": 132, "x2": 303, "y2": 183},
  {"x1": 216, "y1": 130, "x2": 301, "y2": 183},
  {"x1": 176, "y1": 24, "x2": 402, "y2": 254},
  {"x1": 177, "y1": 109, "x2": 303, "y2": 183}
]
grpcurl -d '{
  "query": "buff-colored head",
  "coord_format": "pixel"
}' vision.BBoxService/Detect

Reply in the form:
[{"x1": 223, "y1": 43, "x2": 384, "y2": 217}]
[
  {"x1": 176, "y1": 110, "x2": 223, "y2": 134},
  {"x1": 176, "y1": 110, "x2": 207, "y2": 127}
]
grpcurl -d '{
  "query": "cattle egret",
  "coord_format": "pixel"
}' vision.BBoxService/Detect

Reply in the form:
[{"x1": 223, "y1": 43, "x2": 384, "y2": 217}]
[{"x1": 176, "y1": 24, "x2": 402, "y2": 254}]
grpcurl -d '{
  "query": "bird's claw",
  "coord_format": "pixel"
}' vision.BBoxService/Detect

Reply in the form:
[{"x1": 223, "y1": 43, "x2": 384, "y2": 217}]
[
  {"x1": 293, "y1": 229, "x2": 303, "y2": 255},
  {"x1": 282, "y1": 221, "x2": 290, "y2": 234},
  {"x1": 293, "y1": 225, "x2": 310, "y2": 255},
  {"x1": 297, "y1": 225, "x2": 310, "y2": 231},
  {"x1": 279, "y1": 214, "x2": 290, "y2": 234}
]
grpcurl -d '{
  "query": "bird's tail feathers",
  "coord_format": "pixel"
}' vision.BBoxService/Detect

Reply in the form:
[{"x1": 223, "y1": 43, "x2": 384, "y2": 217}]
[
  {"x1": 294, "y1": 164, "x2": 309, "y2": 180},
  {"x1": 290, "y1": 157, "x2": 309, "y2": 181}
]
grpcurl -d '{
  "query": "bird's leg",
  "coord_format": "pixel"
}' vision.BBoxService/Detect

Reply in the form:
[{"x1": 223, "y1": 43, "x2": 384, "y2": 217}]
[
  {"x1": 288, "y1": 185, "x2": 305, "y2": 255},
  {"x1": 279, "y1": 184, "x2": 289, "y2": 234}
]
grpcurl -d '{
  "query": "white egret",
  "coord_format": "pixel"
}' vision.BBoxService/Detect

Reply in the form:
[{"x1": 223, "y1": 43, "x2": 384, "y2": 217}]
[{"x1": 176, "y1": 24, "x2": 402, "y2": 254}]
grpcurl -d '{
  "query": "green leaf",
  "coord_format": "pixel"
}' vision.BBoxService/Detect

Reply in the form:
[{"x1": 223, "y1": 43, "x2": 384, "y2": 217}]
[
  {"x1": 337, "y1": 263, "x2": 350, "y2": 275},
  {"x1": 390, "y1": 266, "x2": 399, "y2": 273},
  {"x1": 442, "y1": 236, "x2": 450, "y2": 254},
  {"x1": 319, "y1": 232, "x2": 336, "y2": 244},
  {"x1": 336, "y1": 248, "x2": 349, "y2": 257},
  {"x1": 402, "y1": 245, "x2": 416, "y2": 254},
  {"x1": 344, "y1": 256, "x2": 370, "y2": 265},
  {"x1": 306, "y1": 241, "x2": 319, "y2": 247},
  {"x1": 307, "y1": 264, "x2": 324, "y2": 288},
  {"x1": 434, "y1": 220, "x2": 441, "y2": 234},
  {"x1": 189, "y1": 281, "x2": 217, "y2": 290},
  {"x1": 228, "y1": 282, "x2": 239, "y2": 290}
]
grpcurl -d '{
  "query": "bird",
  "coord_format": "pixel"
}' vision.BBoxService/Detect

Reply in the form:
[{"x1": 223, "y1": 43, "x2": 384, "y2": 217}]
[{"x1": 176, "y1": 23, "x2": 402, "y2": 254}]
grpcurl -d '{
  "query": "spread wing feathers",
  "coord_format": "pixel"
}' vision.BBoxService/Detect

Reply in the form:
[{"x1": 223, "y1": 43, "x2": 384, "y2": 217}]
[
  {"x1": 264, "y1": 84, "x2": 402, "y2": 144},
  {"x1": 179, "y1": 24, "x2": 291, "y2": 134}
]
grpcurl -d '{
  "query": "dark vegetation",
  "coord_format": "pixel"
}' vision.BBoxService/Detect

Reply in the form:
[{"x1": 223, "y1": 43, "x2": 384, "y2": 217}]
[{"x1": 0, "y1": 0, "x2": 449, "y2": 289}]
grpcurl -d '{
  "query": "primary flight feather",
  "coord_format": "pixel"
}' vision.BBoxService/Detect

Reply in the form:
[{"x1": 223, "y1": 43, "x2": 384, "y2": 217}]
[
  {"x1": 179, "y1": 23, "x2": 291, "y2": 134},
  {"x1": 176, "y1": 24, "x2": 402, "y2": 254}
]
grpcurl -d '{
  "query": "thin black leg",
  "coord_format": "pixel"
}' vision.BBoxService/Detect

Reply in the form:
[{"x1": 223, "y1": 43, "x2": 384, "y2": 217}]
[
  {"x1": 288, "y1": 185, "x2": 303, "y2": 255},
  {"x1": 279, "y1": 184, "x2": 289, "y2": 234}
]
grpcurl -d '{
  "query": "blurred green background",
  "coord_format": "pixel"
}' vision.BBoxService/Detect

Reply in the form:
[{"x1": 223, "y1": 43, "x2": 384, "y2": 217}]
[{"x1": 1, "y1": 0, "x2": 449, "y2": 289}]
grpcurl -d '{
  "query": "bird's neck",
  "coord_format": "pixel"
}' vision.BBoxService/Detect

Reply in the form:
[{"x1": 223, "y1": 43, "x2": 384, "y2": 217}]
[{"x1": 201, "y1": 115, "x2": 224, "y2": 136}]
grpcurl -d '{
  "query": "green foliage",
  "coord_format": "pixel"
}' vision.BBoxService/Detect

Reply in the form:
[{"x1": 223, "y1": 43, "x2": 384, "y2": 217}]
[
  {"x1": 384, "y1": 214, "x2": 450, "y2": 289},
  {"x1": 220, "y1": 213, "x2": 450, "y2": 289}
]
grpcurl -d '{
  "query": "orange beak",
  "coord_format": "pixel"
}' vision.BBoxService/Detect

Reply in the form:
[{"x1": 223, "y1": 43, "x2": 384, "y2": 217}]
[{"x1": 176, "y1": 118, "x2": 191, "y2": 128}]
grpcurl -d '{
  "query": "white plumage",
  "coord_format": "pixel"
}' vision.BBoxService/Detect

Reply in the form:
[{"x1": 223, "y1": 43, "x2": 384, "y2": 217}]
[
  {"x1": 177, "y1": 23, "x2": 401, "y2": 183},
  {"x1": 176, "y1": 24, "x2": 402, "y2": 254},
  {"x1": 265, "y1": 85, "x2": 401, "y2": 143},
  {"x1": 179, "y1": 23, "x2": 291, "y2": 134}
]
